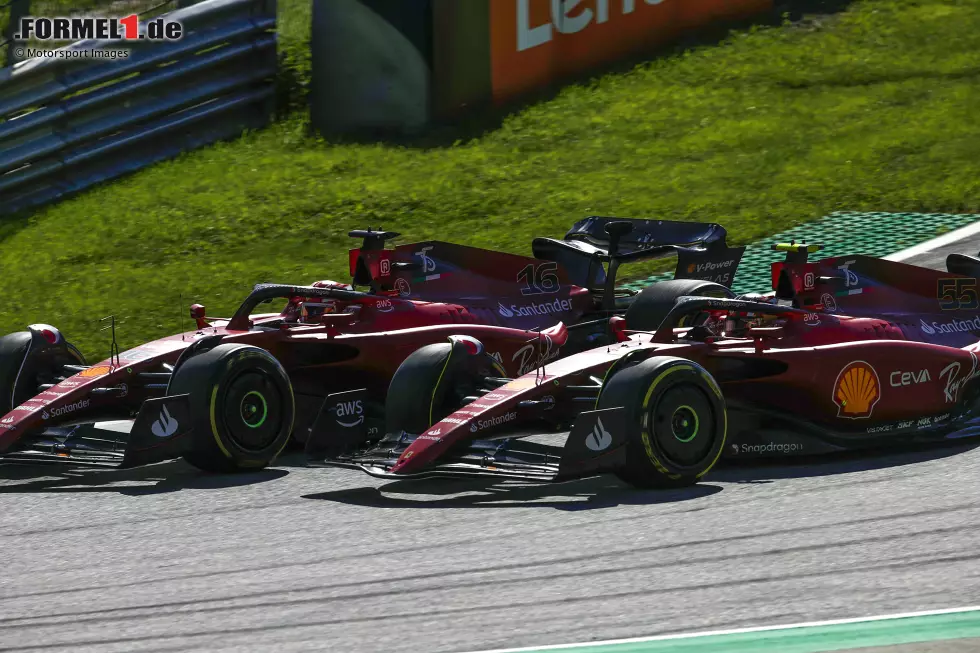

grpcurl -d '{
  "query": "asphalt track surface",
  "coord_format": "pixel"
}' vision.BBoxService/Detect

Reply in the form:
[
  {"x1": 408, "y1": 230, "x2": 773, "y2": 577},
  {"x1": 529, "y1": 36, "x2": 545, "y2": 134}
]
[{"x1": 3, "y1": 244, "x2": 980, "y2": 653}]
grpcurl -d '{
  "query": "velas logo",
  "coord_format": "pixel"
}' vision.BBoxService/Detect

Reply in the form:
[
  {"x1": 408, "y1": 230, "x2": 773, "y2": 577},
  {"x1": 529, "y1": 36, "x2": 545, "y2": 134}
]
[
  {"x1": 832, "y1": 361, "x2": 880, "y2": 419},
  {"x1": 498, "y1": 298, "x2": 572, "y2": 318},
  {"x1": 920, "y1": 316, "x2": 980, "y2": 335}
]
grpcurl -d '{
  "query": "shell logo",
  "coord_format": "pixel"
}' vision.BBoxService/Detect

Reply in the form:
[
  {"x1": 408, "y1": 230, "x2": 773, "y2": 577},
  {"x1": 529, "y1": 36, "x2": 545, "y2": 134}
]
[
  {"x1": 79, "y1": 365, "x2": 112, "y2": 378},
  {"x1": 833, "y1": 361, "x2": 881, "y2": 419}
]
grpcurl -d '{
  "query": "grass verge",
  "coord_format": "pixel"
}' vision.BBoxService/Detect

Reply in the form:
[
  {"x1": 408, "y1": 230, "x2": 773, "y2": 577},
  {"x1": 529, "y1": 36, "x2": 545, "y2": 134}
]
[{"x1": 2, "y1": 0, "x2": 979, "y2": 357}]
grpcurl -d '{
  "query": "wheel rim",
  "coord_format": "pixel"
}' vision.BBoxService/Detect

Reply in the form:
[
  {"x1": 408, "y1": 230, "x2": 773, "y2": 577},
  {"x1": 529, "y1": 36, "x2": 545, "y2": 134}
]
[
  {"x1": 240, "y1": 390, "x2": 269, "y2": 429},
  {"x1": 651, "y1": 385, "x2": 714, "y2": 467},
  {"x1": 221, "y1": 371, "x2": 282, "y2": 451},
  {"x1": 670, "y1": 405, "x2": 699, "y2": 442}
]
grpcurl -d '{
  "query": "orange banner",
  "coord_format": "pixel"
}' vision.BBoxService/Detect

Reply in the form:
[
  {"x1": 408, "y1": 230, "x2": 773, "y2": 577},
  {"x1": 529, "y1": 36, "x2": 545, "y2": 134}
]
[{"x1": 489, "y1": 0, "x2": 772, "y2": 101}]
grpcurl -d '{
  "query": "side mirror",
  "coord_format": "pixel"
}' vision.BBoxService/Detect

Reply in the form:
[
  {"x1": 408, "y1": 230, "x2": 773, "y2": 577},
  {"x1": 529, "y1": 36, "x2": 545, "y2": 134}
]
[{"x1": 190, "y1": 304, "x2": 208, "y2": 329}]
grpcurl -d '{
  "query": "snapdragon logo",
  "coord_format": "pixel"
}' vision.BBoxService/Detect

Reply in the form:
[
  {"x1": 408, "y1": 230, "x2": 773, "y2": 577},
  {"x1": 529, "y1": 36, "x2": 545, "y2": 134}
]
[
  {"x1": 740, "y1": 442, "x2": 802, "y2": 454},
  {"x1": 498, "y1": 298, "x2": 572, "y2": 318},
  {"x1": 920, "y1": 316, "x2": 980, "y2": 336}
]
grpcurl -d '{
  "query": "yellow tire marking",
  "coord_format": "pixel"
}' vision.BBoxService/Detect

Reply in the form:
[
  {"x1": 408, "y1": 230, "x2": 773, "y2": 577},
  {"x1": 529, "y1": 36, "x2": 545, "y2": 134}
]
[
  {"x1": 209, "y1": 384, "x2": 233, "y2": 460},
  {"x1": 639, "y1": 365, "x2": 693, "y2": 474},
  {"x1": 429, "y1": 346, "x2": 455, "y2": 426}
]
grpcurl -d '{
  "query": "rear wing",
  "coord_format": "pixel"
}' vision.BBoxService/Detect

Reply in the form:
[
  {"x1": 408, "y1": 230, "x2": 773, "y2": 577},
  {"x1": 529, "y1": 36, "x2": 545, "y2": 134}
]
[
  {"x1": 564, "y1": 216, "x2": 730, "y2": 257},
  {"x1": 534, "y1": 217, "x2": 745, "y2": 301}
]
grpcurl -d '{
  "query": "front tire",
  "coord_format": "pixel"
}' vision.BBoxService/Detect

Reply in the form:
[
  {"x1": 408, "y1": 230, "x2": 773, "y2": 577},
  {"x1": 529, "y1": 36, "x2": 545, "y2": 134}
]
[
  {"x1": 597, "y1": 356, "x2": 726, "y2": 488},
  {"x1": 386, "y1": 341, "x2": 503, "y2": 435},
  {"x1": 168, "y1": 344, "x2": 295, "y2": 473},
  {"x1": 0, "y1": 330, "x2": 85, "y2": 413}
]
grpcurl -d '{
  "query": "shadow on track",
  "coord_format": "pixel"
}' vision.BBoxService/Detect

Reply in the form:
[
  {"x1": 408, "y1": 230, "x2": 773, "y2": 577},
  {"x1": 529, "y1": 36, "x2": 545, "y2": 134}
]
[
  {"x1": 0, "y1": 460, "x2": 288, "y2": 496},
  {"x1": 304, "y1": 476, "x2": 723, "y2": 511},
  {"x1": 305, "y1": 441, "x2": 980, "y2": 510}
]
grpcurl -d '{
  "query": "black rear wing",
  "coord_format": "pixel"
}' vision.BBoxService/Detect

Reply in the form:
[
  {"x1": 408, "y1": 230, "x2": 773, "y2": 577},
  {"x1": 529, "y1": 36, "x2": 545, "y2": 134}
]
[
  {"x1": 534, "y1": 217, "x2": 745, "y2": 308},
  {"x1": 564, "y1": 216, "x2": 730, "y2": 258}
]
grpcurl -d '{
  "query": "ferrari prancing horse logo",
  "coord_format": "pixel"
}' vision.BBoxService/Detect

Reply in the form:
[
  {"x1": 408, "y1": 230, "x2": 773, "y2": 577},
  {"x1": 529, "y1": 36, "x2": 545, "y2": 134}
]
[{"x1": 833, "y1": 361, "x2": 881, "y2": 419}]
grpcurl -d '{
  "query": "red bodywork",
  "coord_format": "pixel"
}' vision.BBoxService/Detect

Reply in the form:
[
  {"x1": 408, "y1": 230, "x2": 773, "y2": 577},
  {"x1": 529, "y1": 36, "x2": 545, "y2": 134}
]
[
  {"x1": 0, "y1": 240, "x2": 602, "y2": 458},
  {"x1": 377, "y1": 254, "x2": 980, "y2": 476}
]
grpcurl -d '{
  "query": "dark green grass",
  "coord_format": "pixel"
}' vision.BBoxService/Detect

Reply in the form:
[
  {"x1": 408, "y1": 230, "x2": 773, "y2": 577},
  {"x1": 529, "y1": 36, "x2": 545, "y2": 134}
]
[{"x1": 2, "y1": 0, "x2": 980, "y2": 358}]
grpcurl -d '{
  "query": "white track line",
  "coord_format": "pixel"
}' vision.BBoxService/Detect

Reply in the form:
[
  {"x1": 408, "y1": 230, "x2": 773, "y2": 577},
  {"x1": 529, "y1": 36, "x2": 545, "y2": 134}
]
[
  {"x1": 459, "y1": 605, "x2": 980, "y2": 653},
  {"x1": 884, "y1": 219, "x2": 980, "y2": 262}
]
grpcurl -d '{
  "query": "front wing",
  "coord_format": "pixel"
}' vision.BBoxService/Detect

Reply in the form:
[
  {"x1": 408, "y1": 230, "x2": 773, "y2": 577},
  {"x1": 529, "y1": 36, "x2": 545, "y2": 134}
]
[{"x1": 308, "y1": 388, "x2": 629, "y2": 483}]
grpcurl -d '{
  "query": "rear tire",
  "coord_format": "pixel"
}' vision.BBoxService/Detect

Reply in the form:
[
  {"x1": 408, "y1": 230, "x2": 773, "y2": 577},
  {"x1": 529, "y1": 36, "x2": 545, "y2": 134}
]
[
  {"x1": 625, "y1": 280, "x2": 734, "y2": 331},
  {"x1": 386, "y1": 342, "x2": 503, "y2": 435},
  {"x1": 168, "y1": 344, "x2": 294, "y2": 473},
  {"x1": 597, "y1": 356, "x2": 726, "y2": 488}
]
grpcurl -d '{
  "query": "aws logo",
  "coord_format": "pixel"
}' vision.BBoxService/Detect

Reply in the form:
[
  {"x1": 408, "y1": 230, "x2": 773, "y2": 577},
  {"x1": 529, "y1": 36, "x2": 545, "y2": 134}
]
[{"x1": 335, "y1": 400, "x2": 364, "y2": 427}]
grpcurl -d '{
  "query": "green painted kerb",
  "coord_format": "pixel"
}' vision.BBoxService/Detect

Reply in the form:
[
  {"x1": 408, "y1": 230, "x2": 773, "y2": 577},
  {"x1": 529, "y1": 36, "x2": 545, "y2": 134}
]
[
  {"x1": 502, "y1": 609, "x2": 980, "y2": 653},
  {"x1": 625, "y1": 211, "x2": 980, "y2": 295}
]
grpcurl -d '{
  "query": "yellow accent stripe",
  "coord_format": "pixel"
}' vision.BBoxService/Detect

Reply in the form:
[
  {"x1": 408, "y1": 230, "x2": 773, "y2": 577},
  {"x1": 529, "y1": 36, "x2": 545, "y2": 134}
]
[
  {"x1": 209, "y1": 384, "x2": 233, "y2": 460},
  {"x1": 429, "y1": 346, "x2": 455, "y2": 427}
]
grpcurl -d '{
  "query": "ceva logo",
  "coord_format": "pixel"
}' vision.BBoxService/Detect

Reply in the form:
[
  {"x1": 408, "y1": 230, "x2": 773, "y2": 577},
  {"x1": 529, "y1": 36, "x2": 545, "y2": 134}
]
[
  {"x1": 920, "y1": 319, "x2": 936, "y2": 335},
  {"x1": 498, "y1": 302, "x2": 515, "y2": 318}
]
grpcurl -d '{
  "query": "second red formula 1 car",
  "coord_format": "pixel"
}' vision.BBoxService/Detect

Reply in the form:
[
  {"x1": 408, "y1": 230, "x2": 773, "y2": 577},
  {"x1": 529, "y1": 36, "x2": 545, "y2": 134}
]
[
  {"x1": 0, "y1": 218, "x2": 744, "y2": 471},
  {"x1": 319, "y1": 243, "x2": 980, "y2": 488}
]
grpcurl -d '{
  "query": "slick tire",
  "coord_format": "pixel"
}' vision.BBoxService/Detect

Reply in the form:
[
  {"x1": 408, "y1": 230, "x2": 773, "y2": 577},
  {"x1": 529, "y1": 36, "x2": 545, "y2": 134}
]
[
  {"x1": 597, "y1": 356, "x2": 726, "y2": 489},
  {"x1": 625, "y1": 280, "x2": 734, "y2": 332},
  {"x1": 0, "y1": 331, "x2": 85, "y2": 414},
  {"x1": 386, "y1": 342, "x2": 504, "y2": 435},
  {"x1": 168, "y1": 344, "x2": 294, "y2": 473}
]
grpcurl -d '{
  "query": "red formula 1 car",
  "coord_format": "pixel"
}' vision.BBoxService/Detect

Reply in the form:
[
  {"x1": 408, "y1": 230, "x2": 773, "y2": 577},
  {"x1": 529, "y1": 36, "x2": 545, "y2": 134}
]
[
  {"x1": 320, "y1": 243, "x2": 980, "y2": 489},
  {"x1": 0, "y1": 218, "x2": 744, "y2": 471}
]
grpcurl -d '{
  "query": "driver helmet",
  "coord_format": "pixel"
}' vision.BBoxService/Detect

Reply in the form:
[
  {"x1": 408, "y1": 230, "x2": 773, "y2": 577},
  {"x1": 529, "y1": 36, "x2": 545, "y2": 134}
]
[{"x1": 312, "y1": 280, "x2": 353, "y2": 291}]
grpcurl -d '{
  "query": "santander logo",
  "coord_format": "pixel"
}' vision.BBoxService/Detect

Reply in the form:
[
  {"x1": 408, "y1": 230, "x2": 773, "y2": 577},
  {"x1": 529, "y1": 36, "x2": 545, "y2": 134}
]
[{"x1": 498, "y1": 302, "x2": 515, "y2": 318}]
